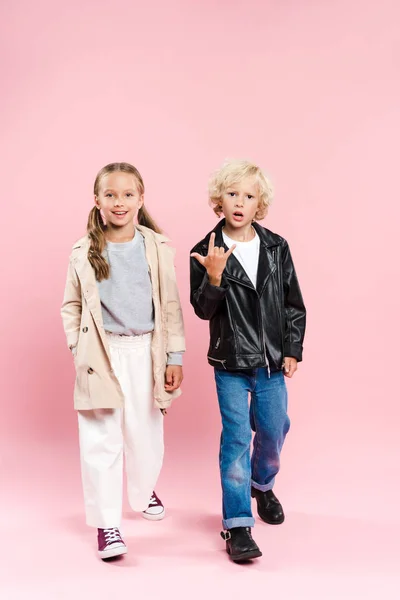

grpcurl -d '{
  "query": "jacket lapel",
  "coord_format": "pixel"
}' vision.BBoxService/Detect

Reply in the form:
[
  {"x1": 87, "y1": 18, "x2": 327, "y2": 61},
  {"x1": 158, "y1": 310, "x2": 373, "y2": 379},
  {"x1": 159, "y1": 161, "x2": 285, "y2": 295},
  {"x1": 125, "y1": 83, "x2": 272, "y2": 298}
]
[
  {"x1": 255, "y1": 243, "x2": 276, "y2": 296},
  {"x1": 253, "y1": 222, "x2": 279, "y2": 296},
  {"x1": 72, "y1": 238, "x2": 111, "y2": 361},
  {"x1": 136, "y1": 226, "x2": 159, "y2": 290}
]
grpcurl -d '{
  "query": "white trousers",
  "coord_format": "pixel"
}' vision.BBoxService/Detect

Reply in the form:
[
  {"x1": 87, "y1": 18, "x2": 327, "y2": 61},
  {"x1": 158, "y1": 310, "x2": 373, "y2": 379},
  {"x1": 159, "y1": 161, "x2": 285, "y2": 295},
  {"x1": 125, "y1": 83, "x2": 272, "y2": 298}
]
[{"x1": 78, "y1": 333, "x2": 164, "y2": 529}]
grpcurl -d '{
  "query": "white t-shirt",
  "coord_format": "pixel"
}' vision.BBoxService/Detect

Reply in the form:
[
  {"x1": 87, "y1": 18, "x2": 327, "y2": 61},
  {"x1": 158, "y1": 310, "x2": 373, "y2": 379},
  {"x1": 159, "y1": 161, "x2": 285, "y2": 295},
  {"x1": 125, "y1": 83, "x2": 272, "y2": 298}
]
[{"x1": 222, "y1": 228, "x2": 260, "y2": 288}]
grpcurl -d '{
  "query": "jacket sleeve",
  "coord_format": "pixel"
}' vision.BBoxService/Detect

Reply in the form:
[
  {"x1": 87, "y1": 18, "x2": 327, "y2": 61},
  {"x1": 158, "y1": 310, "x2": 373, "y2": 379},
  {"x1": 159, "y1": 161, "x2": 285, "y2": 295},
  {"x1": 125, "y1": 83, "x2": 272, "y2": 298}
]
[
  {"x1": 190, "y1": 253, "x2": 229, "y2": 321},
  {"x1": 163, "y1": 246, "x2": 186, "y2": 354},
  {"x1": 60, "y1": 258, "x2": 82, "y2": 350},
  {"x1": 281, "y1": 241, "x2": 306, "y2": 362}
]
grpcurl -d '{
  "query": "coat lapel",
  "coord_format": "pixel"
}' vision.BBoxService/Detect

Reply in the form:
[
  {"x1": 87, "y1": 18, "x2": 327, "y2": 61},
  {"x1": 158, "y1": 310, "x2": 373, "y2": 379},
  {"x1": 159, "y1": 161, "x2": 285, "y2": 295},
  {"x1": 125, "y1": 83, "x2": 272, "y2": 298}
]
[
  {"x1": 72, "y1": 238, "x2": 111, "y2": 361},
  {"x1": 137, "y1": 226, "x2": 159, "y2": 290}
]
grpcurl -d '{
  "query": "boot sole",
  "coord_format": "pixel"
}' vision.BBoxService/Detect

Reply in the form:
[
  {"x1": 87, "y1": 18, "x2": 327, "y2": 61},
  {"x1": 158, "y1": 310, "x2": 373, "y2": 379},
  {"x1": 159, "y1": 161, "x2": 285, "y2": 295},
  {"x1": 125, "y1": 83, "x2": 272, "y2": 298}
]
[
  {"x1": 257, "y1": 512, "x2": 285, "y2": 525},
  {"x1": 228, "y1": 548, "x2": 263, "y2": 562}
]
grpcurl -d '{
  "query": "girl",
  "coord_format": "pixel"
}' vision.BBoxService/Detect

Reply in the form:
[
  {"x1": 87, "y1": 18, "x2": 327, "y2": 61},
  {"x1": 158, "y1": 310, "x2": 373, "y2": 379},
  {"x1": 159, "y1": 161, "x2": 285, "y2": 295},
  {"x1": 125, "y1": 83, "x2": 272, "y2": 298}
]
[{"x1": 61, "y1": 162, "x2": 185, "y2": 560}]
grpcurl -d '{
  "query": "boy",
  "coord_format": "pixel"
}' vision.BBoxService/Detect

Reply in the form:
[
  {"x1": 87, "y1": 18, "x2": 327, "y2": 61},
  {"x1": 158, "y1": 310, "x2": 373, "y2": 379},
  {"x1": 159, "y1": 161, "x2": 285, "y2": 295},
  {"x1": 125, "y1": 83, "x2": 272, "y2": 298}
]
[{"x1": 190, "y1": 159, "x2": 306, "y2": 562}]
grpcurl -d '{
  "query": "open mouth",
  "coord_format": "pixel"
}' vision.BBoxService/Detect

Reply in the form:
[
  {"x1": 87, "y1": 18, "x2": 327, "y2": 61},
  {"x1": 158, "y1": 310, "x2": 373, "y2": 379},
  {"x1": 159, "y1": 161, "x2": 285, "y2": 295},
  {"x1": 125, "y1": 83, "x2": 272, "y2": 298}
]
[
  {"x1": 112, "y1": 211, "x2": 128, "y2": 217},
  {"x1": 233, "y1": 211, "x2": 244, "y2": 220}
]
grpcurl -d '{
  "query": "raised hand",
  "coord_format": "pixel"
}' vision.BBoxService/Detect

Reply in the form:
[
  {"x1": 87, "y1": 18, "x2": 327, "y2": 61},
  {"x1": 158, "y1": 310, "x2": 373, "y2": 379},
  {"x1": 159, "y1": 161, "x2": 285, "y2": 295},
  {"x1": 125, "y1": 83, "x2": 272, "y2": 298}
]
[{"x1": 191, "y1": 232, "x2": 236, "y2": 286}]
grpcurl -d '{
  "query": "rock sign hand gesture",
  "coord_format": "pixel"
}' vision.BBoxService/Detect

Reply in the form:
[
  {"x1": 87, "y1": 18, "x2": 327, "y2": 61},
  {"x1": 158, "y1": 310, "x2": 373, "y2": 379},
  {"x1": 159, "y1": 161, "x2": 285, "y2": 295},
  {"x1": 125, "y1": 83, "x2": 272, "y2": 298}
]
[{"x1": 191, "y1": 232, "x2": 236, "y2": 286}]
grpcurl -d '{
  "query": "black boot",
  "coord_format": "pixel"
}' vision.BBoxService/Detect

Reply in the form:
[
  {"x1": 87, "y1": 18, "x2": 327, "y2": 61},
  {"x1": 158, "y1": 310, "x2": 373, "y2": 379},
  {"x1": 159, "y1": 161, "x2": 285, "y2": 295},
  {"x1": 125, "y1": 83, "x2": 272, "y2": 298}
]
[
  {"x1": 251, "y1": 488, "x2": 285, "y2": 524},
  {"x1": 220, "y1": 527, "x2": 262, "y2": 562}
]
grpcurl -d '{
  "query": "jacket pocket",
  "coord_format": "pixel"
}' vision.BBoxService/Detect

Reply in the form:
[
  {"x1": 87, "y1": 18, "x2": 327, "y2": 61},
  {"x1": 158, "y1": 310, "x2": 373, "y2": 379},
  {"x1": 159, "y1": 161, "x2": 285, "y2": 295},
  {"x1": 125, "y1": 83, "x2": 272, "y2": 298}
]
[{"x1": 75, "y1": 365, "x2": 90, "y2": 401}]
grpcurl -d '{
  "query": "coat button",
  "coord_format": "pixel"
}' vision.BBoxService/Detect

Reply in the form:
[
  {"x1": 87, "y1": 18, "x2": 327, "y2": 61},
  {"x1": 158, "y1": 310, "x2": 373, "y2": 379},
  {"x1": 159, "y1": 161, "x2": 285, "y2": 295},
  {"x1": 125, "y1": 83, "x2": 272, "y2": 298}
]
[
  {"x1": 87, "y1": 367, "x2": 94, "y2": 374},
  {"x1": 82, "y1": 327, "x2": 88, "y2": 333}
]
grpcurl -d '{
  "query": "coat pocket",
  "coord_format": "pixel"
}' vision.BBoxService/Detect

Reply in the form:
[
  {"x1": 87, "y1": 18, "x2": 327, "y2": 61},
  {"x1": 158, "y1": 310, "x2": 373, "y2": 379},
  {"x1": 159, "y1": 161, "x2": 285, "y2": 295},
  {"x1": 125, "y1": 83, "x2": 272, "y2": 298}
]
[{"x1": 74, "y1": 364, "x2": 90, "y2": 400}]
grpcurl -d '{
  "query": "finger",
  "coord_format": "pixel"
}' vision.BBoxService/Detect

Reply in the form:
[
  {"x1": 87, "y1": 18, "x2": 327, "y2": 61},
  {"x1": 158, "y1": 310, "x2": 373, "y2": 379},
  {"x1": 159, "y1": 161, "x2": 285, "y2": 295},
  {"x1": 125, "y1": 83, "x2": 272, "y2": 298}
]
[
  {"x1": 165, "y1": 380, "x2": 178, "y2": 391},
  {"x1": 165, "y1": 369, "x2": 173, "y2": 385},
  {"x1": 225, "y1": 244, "x2": 237, "y2": 257},
  {"x1": 219, "y1": 247, "x2": 225, "y2": 256},
  {"x1": 289, "y1": 362, "x2": 297, "y2": 377},
  {"x1": 284, "y1": 358, "x2": 296, "y2": 378},
  {"x1": 208, "y1": 232, "x2": 216, "y2": 254},
  {"x1": 190, "y1": 252, "x2": 205, "y2": 266}
]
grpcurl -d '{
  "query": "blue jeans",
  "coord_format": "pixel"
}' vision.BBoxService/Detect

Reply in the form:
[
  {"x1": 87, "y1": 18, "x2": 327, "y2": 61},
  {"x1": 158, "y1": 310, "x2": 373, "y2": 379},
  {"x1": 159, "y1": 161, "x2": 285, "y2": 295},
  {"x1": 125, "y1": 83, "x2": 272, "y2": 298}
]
[{"x1": 214, "y1": 368, "x2": 290, "y2": 530}]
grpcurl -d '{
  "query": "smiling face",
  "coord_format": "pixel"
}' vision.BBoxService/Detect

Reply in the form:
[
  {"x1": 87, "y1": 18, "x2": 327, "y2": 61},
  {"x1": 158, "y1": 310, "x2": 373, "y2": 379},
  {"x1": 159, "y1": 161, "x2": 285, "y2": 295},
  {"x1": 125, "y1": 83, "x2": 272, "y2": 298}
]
[
  {"x1": 94, "y1": 171, "x2": 144, "y2": 231},
  {"x1": 220, "y1": 177, "x2": 261, "y2": 231}
]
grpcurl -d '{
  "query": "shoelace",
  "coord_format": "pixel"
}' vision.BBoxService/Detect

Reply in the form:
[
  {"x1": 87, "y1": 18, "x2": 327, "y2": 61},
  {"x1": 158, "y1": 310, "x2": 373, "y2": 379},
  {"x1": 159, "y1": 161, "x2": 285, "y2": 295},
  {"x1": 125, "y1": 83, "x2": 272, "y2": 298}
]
[
  {"x1": 103, "y1": 528, "x2": 122, "y2": 544},
  {"x1": 148, "y1": 493, "x2": 158, "y2": 506}
]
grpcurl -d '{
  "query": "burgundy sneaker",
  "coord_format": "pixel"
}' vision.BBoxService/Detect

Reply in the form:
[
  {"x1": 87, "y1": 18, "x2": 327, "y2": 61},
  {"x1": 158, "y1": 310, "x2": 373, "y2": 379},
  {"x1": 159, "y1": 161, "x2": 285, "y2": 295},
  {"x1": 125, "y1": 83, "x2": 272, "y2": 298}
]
[
  {"x1": 142, "y1": 491, "x2": 165, "y2": 521},
  {"x1": 97, "y1": 527, "x2": 127, "y2": 560}
]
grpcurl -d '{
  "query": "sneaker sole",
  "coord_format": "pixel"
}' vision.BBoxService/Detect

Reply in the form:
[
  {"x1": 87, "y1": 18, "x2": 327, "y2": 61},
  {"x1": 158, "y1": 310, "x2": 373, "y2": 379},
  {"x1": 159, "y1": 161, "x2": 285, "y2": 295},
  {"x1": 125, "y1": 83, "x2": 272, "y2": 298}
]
[
  {"x1": 142, "y1": 509, "x2": 165, "y2": 521},
  {"x1": 99, "y1": 545, "x2": 127, "y2": 560},
  {"x1": 228, "y1": 548, "x2": 263, "y2": 562}
]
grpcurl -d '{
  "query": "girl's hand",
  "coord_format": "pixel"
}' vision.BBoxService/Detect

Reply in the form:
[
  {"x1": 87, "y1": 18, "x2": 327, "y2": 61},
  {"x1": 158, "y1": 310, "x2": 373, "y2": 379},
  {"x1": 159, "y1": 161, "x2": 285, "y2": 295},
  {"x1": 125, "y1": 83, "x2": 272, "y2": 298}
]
[
  {"x1": 164, "y1": 365, "x2": 183, "y2": 392},
  {"x1": 191, "y1": 232, "x2": 236, "y2": 286},
  {"x1": 283, "y1": 357, "x2": 298, "y2": 378}
]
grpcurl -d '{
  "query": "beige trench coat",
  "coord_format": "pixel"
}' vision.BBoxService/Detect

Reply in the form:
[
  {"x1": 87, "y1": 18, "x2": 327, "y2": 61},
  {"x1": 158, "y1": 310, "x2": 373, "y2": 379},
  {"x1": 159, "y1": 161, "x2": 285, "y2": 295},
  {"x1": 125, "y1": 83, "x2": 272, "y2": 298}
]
[{"x1": 61, "y1": 225, "x2": 185, "y2": 410}]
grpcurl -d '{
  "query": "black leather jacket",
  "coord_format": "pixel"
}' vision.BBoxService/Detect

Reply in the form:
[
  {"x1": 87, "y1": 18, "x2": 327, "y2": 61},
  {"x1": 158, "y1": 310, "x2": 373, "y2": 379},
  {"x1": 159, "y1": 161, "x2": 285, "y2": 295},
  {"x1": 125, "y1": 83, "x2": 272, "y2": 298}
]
[{"x1": 190, "y1": 220, "x2": 306, "y2": 372}]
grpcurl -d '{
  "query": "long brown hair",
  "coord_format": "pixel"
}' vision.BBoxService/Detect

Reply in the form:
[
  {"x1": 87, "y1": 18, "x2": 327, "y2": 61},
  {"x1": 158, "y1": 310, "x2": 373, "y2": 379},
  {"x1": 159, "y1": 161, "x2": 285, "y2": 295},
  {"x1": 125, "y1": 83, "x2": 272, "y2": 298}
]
[{"x1": 87, "y1": 162, "x2": 162, "y2": 281}]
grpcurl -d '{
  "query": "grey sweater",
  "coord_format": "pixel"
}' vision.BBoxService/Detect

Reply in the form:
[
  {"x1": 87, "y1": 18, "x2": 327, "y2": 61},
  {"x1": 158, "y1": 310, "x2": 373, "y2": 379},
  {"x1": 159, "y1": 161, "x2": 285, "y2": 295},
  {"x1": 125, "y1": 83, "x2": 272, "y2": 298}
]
[{"x1": 97, "y1": 231, "x2": 183, "y2": 366}]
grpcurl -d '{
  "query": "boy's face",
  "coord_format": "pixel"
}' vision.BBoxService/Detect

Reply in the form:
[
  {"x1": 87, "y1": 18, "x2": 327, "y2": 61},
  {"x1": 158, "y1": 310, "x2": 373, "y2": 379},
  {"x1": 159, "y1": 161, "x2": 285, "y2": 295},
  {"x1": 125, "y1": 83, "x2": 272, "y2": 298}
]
[{"x1": 220, "y1": 177, "x2": 261, "y2": 229}]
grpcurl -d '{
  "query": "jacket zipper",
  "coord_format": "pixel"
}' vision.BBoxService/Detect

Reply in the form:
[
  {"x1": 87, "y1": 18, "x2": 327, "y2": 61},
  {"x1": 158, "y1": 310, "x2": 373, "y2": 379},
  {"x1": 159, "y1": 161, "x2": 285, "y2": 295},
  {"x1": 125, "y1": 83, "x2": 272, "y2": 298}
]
[
  {"x1": 207, "y1": 356, "x2": 227, "y2": 369},
  {"x1": 212, "y1": 243, "x2": 278, "y2": 377},
  {"x1": 226, "y1": 266, "x2": 271, "y2": 377},
  {"x1": 256, "y1": 300, "x2": 270, "y2": 378},
  {"x1": 272, "y1": 248, "x2": 285, "y2": 369},
  {"x1": 261, "y1": 318, "x2": 271, "y2": 379}
]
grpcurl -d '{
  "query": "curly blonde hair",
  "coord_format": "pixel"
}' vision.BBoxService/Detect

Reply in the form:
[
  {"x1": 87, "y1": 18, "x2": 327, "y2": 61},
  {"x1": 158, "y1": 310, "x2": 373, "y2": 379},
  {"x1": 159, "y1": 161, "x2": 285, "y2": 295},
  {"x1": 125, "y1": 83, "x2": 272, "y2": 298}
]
[{"x1": 208, "y1": 159, "x2": 274, "y2": 220}]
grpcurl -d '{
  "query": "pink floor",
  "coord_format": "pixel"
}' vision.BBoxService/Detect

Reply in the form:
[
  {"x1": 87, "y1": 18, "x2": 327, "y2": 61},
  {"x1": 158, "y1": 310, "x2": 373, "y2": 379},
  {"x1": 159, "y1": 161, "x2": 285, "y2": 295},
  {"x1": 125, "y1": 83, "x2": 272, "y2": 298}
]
[{"x1": 1, "y1": 443, "x2": 399, "y2": 600}]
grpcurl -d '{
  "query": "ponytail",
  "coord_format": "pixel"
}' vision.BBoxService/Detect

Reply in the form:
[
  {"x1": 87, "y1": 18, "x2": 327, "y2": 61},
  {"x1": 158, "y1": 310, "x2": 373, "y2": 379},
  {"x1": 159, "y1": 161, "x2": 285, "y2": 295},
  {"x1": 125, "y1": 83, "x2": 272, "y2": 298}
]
[
  {"x1": 87, "y1": 206, "x2": 109, "y2": 281},
  {"x1": 138, "y1": 205, "x2": 162, "y2": 234}
]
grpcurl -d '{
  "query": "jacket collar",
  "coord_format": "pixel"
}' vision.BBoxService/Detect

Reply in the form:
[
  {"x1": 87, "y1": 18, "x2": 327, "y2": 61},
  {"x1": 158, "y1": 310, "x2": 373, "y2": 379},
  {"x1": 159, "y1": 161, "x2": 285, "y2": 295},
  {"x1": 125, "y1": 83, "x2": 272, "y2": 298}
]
[
  {"x1": 136, "y1": 224, "x2": 170, "y2": 244},
  {"x1": 210, "y1": 219, "x2": 281, "y2": 248}
]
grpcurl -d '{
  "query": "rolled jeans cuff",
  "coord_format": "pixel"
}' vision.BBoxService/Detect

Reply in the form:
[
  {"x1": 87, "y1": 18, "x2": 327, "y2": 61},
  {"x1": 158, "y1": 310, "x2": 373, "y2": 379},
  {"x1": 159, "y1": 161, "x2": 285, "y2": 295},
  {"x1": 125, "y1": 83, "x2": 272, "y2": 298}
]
[
  {"x1": 251, "y1": 480, "x2": 275, "y2": 493},
  {"x1": 222, "y1": 516, "x2": 255, "y2": 530}
]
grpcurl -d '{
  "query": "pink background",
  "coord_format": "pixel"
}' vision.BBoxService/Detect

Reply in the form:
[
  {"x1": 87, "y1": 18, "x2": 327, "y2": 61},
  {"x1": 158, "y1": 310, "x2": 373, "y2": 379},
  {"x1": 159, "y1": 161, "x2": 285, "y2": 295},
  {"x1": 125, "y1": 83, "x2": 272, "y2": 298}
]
[{"x1": 1, "y1": 0, "x2": 399, "y2": 598}]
